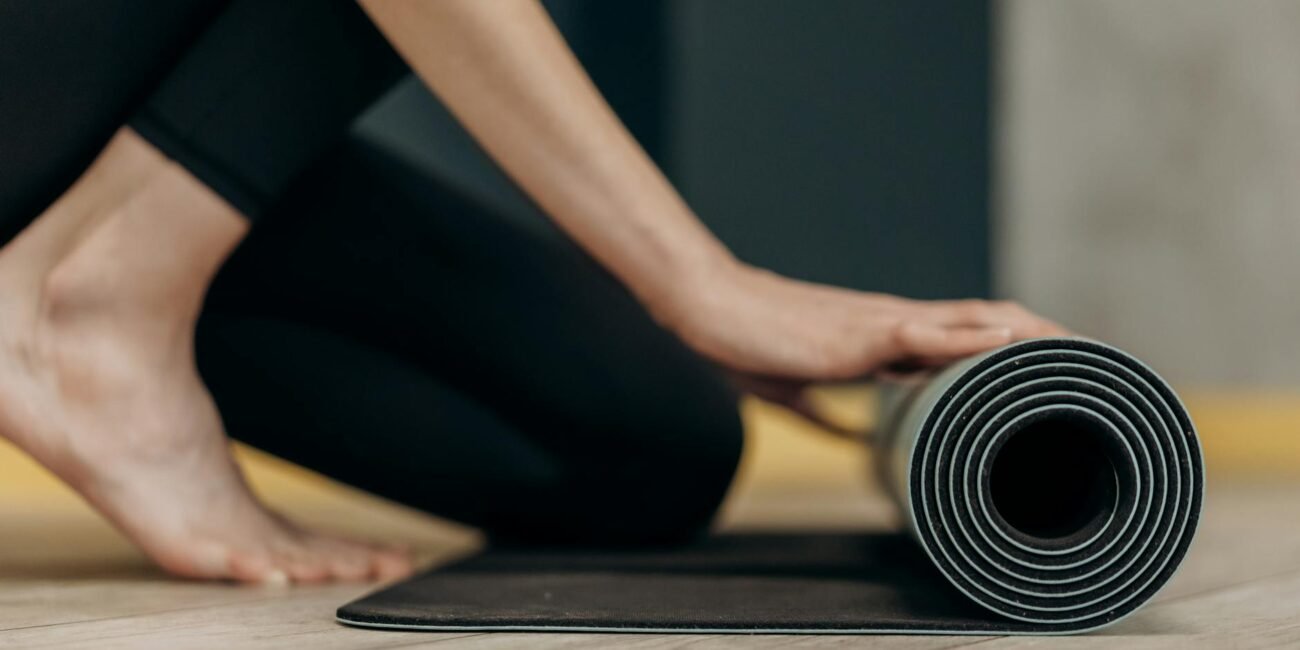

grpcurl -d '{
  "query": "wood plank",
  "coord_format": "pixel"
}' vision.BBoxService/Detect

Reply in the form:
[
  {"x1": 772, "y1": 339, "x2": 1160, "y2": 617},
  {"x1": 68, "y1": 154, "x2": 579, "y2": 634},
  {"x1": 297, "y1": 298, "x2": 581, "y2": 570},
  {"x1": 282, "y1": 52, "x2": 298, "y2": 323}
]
[
  {"x1": 0, "y1": 485, "x2": 479, "y2": 633},
  {"x1": 0, "y1": 584, "x2": 475, "y2": 650},
  {"x1": 1143, "y1": 480, "x2": 1300, "y2": 601},
  {"x1": 952, "y1": 568, "x2": 1300, "y2": 649},
  {"x1": 1134, "y1": 567, "x2": 1300, "y2": 642}
]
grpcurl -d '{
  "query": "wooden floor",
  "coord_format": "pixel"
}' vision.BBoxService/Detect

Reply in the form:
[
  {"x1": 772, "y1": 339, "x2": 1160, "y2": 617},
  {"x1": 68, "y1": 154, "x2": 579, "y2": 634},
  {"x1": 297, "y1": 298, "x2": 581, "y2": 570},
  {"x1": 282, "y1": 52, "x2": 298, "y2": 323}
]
[{"x1": 2, "y1": 391, "x2": 1299, "y2": 649}]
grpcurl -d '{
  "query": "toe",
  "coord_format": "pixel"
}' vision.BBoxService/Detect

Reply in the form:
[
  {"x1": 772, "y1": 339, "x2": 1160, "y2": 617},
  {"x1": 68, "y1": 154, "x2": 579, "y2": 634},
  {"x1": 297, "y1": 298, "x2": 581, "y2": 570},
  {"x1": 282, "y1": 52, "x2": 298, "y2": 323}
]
[
  {"x1": 299, "y1": 534, "x2": 378, "y2": 582},
  {"x1": 228, "y1": 550, "x2": 279, "y2": 584},
  {"x1": 328, "y1": 555, "x2": 372, "y2": 581},
  {"x1": 319, "y1": 541, "x2": 374, "y2": 582},
  {"x1": 148, "y1": 540, "x2": 233, "y2": 581},
  {"x1": 285, "y1": 558, "x2": 331, "y2": 584},
  {"x1": 371, "y1": 547, "x2": 415, "y2": 581},
  {"x1": 304, "y1": 533, "x2": 414, "y2": 582},
  {"x1": 272, "y1": 545, "x2": 331, "y2": 584}
]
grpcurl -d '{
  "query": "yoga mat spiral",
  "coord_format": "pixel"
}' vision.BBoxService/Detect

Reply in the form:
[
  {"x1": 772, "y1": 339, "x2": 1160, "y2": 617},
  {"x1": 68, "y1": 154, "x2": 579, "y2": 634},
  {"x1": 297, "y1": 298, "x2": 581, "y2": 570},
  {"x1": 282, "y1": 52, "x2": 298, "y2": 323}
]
[{"x1": 876, "y1": 337, "x2": 1204, "y2": 632}]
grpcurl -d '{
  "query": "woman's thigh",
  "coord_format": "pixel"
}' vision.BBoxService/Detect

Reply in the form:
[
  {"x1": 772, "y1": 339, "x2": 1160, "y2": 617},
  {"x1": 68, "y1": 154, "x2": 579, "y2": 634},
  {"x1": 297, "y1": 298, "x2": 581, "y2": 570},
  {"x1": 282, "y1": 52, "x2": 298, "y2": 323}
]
[
  {"x1": 0, "y1": 0, "x2": 405, "y2": 244},
  {"x1": 128, "y1": 0, "x2": 406, "y2": 220},
  {"x1": 0, "y1": 0, "x2": 224, "y2": 241},
  {"x1": 198, "y1": 137, "x2": 744, "y2": 544}
]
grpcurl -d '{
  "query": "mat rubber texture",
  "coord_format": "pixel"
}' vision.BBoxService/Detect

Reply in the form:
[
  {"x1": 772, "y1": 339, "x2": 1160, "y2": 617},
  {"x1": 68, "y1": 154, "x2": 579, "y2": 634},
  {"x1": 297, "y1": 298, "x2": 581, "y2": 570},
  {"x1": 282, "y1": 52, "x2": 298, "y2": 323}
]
[{"x1": 337, "y1": 532, "x2": 1138, "y2": 634}]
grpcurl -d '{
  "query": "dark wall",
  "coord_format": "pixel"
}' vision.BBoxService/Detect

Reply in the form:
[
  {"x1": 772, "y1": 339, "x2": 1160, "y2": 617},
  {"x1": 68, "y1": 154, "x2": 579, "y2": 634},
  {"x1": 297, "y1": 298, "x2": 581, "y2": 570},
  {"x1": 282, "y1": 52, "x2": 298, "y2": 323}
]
[
  {"x1": 669, "y1": 1, "x2": 990, "y2": 298},
  {"x1": 357, "y1": 1, "x2": 990, "y2": 298}
]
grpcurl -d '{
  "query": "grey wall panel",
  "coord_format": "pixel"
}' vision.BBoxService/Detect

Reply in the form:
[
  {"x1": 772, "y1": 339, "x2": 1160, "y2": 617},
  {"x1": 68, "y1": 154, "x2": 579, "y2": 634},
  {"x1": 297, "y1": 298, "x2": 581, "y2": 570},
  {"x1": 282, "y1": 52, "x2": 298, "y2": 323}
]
[{"x1": 999, "y1": 0, "x2": 1300, "y2": 385}]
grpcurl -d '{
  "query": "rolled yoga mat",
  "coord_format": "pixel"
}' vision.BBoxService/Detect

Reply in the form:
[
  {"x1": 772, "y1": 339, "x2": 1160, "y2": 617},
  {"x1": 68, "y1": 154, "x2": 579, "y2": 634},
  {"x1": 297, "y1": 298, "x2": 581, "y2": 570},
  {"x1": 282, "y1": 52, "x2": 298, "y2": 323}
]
[
  {"x1": 338, "y1": 338, "x2": 1203, "y2": 635},
  {"x1": 873, "y1": 336, "x2": 1203, "y2": 631}
]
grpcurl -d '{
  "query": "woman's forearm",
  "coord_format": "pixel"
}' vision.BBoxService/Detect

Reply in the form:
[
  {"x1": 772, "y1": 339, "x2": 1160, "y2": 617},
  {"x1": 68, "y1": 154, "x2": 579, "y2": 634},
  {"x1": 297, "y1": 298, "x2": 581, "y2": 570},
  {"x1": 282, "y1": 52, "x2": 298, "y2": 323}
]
[
  {"x1": 358, "y1": 0, "x2": 732, "y2": 321},
  {"x1": 358, "y1": 0, "x2": 1066, "y2": 410}
]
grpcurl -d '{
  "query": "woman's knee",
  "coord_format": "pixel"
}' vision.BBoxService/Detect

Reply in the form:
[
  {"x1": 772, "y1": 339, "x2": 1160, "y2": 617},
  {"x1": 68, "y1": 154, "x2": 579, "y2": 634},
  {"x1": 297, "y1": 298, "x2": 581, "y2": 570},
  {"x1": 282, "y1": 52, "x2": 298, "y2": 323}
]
[
  {"x1": 476, "y1": 393, "x2": 744, "y2": 548},
  {"x1": 568, "y1": 400, "x2": 745, "y2": 545}
]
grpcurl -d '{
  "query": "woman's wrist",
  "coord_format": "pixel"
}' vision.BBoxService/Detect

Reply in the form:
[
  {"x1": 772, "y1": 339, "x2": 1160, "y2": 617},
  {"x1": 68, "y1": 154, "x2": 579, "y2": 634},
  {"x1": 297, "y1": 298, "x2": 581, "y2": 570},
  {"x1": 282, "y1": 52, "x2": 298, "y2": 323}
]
[{"x1": 629, "y1": 234, "x2": 740, "y2": 334}]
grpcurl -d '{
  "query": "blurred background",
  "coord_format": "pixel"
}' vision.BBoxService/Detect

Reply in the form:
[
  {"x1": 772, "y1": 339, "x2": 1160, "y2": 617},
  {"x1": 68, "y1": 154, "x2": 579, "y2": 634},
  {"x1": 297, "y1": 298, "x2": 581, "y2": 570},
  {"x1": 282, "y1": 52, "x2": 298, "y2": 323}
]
[
  {"x1": 3, "y1": 0, "x2": 1298, "y2": 569},
  {"x1": 1000, "y1": 0, "x2": 1300, "y2": 388},
  {"x1": 4, "y1": 9, "x2": 1299, "y2": 648}
]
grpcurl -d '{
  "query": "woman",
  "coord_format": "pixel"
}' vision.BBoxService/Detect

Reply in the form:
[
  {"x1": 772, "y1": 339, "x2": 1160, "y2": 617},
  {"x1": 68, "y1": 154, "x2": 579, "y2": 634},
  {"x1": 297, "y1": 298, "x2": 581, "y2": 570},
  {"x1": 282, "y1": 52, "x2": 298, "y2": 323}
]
[{"x1": 0, "y1": 0, "x2": 1064, "y2": 584}]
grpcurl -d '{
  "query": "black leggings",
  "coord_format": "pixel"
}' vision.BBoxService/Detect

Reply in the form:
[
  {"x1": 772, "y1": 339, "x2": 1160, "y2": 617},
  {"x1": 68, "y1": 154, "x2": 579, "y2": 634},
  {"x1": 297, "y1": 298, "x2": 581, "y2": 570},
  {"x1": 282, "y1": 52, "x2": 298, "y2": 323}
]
[
  {"x1": 1, "y1": 0, "x2": 400, "y2": 229},
  {"x1": 3, "y1": 1, "x2": 743, "y2": 544}
]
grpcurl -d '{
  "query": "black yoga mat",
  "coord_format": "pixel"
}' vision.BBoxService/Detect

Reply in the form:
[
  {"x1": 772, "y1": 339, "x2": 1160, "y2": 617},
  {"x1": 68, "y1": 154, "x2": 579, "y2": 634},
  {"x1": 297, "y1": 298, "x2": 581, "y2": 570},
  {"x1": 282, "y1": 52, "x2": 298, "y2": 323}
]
[{"x1": 338, "y1": 338, "x2": 1203, "y2": 635}]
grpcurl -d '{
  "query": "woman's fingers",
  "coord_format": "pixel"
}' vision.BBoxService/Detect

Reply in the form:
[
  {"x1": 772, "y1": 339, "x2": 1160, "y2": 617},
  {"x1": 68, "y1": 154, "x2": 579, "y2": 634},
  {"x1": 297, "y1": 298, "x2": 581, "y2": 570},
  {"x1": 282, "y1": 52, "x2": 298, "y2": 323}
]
[
  {"x1": 917, "y1": 299, "x2": 1068, "y2": 338},
  {"x1": 667, "y1": 261, "x2": 1071, "y2": 383},
  {"x1": 890, "y1": 322, "x2": 1013, "y2": 362}
]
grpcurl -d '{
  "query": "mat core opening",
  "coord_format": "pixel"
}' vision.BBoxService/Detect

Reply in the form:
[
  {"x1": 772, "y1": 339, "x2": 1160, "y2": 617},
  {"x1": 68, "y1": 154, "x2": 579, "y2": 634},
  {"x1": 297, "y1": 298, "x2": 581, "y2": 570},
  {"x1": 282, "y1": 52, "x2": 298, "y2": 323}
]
[{"x1": 989, "y1": 415, "x2": 1119, "y2": 544}]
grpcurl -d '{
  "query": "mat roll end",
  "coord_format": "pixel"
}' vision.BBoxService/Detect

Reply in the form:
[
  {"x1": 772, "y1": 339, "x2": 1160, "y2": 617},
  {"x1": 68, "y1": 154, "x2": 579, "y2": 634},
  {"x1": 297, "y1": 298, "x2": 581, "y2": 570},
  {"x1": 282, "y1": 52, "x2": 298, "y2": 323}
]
[{"x1": 879, "y1": 337, "x2": 1204, "y2": 632}]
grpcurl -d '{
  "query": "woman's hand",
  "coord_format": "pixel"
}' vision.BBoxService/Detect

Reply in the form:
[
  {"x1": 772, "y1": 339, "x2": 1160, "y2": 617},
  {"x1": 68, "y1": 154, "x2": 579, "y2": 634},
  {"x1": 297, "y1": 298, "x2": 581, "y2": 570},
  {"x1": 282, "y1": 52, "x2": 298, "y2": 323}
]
[
  {"x1": 658, "y1": 259, "x2": 1068, "y2": 433},
  {"x1": 664, "y1": 259, "x2": 1067, "y2": 381}
]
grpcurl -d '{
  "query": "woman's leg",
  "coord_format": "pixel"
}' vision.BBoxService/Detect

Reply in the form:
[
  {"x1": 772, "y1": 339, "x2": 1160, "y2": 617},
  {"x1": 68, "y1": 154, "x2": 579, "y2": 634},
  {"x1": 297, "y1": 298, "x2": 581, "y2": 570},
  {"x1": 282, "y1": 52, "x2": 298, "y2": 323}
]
[
  {"x1": 0, "y1": 1, "x2": 410, "y2": 582},
  {"x1": 0, "y1": 131, "x2": 407, "y2": 582},
  {"x1": 0, "y1": 0, "x2": 224, "y2": 241},
  {"x1": 128, "y1": 0, "x2": 406, "y2": 220},
  {"x1": 198, "y1": 138, "x2": 744, "y2": 544}
]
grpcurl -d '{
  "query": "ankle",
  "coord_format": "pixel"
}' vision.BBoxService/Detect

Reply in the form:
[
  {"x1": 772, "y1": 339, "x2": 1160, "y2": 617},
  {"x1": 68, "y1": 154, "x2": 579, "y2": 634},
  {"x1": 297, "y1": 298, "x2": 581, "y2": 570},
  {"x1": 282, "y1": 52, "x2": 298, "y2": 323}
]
[
  {"x1": 40, "y1": 248, "x2": 165, "y2": 326},
  {"x1": 38, "y1": 165, "x2": 249, "y2": 329},
  {"x1": 0, "y1": 130, "x2": 170, "y2": 278}
]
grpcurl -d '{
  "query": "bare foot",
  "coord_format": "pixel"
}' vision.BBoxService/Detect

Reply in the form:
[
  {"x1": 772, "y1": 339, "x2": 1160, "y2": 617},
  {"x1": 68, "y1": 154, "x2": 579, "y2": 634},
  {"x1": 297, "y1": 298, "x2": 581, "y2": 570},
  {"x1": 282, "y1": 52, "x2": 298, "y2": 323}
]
[{"x1": 0, "y1": 131, "x2": 412, "y2": 583}]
